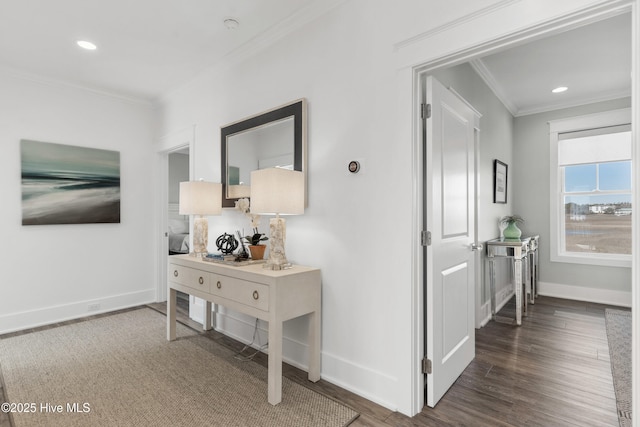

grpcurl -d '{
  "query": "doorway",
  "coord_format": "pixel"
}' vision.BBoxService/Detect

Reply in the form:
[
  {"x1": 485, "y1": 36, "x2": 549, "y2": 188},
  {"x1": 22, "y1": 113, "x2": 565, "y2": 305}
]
[
  {"x1": 155, "y1": 126, "x2": 195, "y2": 305},
  {"x1": 410, "y1": 2, "x2": 638, "y2": 416},
  {"x1": 168, "y1": 149, "x2": 190, "y2": 313}
]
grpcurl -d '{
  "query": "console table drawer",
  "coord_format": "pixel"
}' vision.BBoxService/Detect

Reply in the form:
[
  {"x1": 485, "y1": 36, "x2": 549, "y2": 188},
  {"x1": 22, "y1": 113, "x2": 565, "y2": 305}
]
[
  {"x1": 211, "y1": 275, "x2": 269, "y2": 311},
  {"x1": 169, "y1": 264, "x2": 210, "y2": 292}
]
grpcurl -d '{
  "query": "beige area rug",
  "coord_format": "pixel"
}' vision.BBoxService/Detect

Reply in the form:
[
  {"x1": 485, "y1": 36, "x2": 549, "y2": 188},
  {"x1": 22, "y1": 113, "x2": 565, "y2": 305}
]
[
  {"x1": 0, "y1": 308, "x2": 358, "y2": 427},
  {"x1": 605, "y1": 308, "x2": 632, "y2": 427}
]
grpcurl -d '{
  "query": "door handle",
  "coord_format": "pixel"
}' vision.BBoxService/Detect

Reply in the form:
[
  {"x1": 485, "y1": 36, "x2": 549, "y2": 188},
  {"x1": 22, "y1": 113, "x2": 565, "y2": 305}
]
[{"x1": 470, "y1": 243, "x2": 483, "y2": 251}]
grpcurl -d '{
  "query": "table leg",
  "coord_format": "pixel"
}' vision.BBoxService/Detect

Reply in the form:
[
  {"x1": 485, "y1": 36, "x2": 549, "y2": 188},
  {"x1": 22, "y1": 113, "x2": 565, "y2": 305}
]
[
  {"x1": 203, "y1": 300, "x2": 213, "y2": 331},
  {"x1": 489, "y1": 258, "x2": 497, "y2": 320},
  {"x1": 533, "y1": 249, "x2": 540, "y2": 298},
  {"x1": 523, "y1": 256, "x2": 528, "y2": 316},
  {"x1": 514, "y1": 258, "x2": 522, "y2": 326},
  {"x1": 212, "y1": 303, "x2": 218, "y2": 330},
  {"x1": 308, "y1": 310, "x2": 321, "y2": 382},
  {"x1": 167, "y1": 287, "x2": 177, "y2": 341},
  {"x1": 268, "y1": 319, "x2": 283, "y2": 405}
]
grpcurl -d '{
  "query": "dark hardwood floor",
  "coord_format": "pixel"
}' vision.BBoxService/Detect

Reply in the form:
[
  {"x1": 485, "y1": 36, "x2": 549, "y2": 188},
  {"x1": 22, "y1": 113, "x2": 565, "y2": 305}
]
[
  {"x1": 400, "y1": 296, "x2": 624, "y2": 427},
  {"x1": 150, "y1": 295, "x2": 625, "y2": 426},
  {"x1": 1, "y1": 296, "x2": 624, "y2": 427}
]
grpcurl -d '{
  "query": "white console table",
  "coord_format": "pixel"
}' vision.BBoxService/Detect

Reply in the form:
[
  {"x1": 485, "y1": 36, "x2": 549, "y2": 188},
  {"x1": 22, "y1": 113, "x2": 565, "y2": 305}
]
[{"x1": 167, "y1": 254, "x2": 322, "y2": 405}]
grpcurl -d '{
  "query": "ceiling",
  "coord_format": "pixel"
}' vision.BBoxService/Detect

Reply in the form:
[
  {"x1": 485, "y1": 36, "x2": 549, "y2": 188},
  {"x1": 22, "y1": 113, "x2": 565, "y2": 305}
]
[
  {"x1": 470, "y1": 12, "x2": 631, "y2": 116},
  {"x1": 0, "y1": 3, "x2": 632, "y2": 113},
  {"x1": 0, "y1": 0, "x2": 343, "y2": 103}
]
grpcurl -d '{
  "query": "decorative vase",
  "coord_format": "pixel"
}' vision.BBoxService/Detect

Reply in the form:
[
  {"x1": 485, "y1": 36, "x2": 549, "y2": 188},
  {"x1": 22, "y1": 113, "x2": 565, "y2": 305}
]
[
  {"x1": 248, "y1": 245, "x2": 266, "y2": 260},
  {"x1": 503, "y1": 222, "x2": 522, "y2": 239}
]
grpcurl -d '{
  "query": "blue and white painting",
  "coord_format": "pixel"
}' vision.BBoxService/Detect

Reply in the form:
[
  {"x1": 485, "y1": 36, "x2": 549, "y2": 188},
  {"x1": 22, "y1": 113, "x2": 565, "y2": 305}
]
[{"x1": 21, "y1": 140, "x2": 120, "y2": 225}]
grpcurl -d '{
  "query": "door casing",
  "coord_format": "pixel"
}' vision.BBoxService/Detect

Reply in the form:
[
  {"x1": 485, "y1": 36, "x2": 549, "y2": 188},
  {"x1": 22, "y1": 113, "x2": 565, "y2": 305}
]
[{"x1": 409, "y1": 0, "x2": 637, "y2": 415}]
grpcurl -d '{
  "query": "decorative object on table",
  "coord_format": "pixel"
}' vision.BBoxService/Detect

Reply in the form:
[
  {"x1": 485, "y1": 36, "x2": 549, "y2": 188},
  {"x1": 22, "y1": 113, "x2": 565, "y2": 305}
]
[
  {"x1": 250, "y1": 168, "x2": 304, "y2": 270},
  {"x1": 179, "y1": 180, "x2": 222, "y2": 257},
  {"x1": 215, "y1": 233, "x2": 239, "y2": 255},
  {"x1": 498, "y1": 220, "x2": 508, "y2": 239},
  {"x1": 493, "y1": 159, "x2": 508, "y2": 204},
  {"x1": 20, "y1": 139, "x2": 121, "y2": 225},
  {"x1": 235, "y1": 197, "x2": 261, "y2": 228},
  {"x1": 243, "y1": 228, "x2": 268, "y2": 260},
  {"x1": 235, "y1": 230, "x2": 249, "y2": 260},
  {"x1": 247, "y1": 245, "x2": 266, "y2": 260},
  {"x1": 202, "y1": 257, "x2": 265, "y2": 266},
  {"x1": 500, "y1": 214, "x2": 524, "y2": 239}
]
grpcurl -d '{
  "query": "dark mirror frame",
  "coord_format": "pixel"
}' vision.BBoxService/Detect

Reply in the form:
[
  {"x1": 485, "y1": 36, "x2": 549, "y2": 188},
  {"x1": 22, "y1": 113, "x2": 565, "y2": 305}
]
[{"x1": 220, "y1": 99, "x2": 307, "y2": 208}]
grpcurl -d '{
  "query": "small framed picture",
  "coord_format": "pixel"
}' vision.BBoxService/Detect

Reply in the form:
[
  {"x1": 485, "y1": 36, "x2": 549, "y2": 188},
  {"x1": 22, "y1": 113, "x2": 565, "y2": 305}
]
[{"x1": 493, "y1": 159, "x2": 508, "y2": 204}]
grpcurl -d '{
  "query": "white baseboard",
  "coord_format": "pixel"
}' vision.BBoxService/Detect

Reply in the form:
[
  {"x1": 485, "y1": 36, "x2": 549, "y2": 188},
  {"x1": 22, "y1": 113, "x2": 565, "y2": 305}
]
[
  {"x1": 478, "y1": 301, "x2": 491, "y2": 327},
  {"x1": 538, "y1": 281, "x2": 632, "y2": 308},
  {"x1": 478, "y1": 289, "x2": 514, "y2": 328},
  {"x1": 192, "y1": 307, "x2": 311, "y2": 372},
  {"x1": 193, "y1": 305, "x2": 399, "y2": 412},
  {"x1": 0, "y1": 289, "x2": 156, "y2": 335},
  {"x1": 320, "y1": 351, "x2": 398, "y2": 412},
  {"x1": 495, "y1": 288, "x2": 514, "y2": 313}
]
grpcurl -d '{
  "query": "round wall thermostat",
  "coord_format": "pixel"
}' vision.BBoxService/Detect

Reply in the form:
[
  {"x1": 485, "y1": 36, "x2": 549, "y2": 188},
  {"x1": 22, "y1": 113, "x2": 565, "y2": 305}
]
[{"x1": 348, "y1": 160, "x2": 360, "y2": 173}]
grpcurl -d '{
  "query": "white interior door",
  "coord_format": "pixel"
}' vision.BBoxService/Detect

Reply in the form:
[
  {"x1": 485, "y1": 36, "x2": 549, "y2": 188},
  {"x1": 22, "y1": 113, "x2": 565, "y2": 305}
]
[{"x1": 423, "y1": 75, "x2": 478, "y2": 407}]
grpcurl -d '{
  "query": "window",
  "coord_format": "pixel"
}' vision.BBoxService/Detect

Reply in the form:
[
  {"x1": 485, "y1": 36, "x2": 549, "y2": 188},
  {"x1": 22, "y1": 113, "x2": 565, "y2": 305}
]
[{"x1": 550, "y1": 109, "x2": 632, "y2": 267}]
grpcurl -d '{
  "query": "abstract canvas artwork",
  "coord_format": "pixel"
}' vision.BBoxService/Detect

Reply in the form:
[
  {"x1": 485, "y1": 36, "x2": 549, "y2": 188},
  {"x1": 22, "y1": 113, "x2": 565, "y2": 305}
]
[{"x1": 21, "y1": 140, "x2": 121, "y2": 225}]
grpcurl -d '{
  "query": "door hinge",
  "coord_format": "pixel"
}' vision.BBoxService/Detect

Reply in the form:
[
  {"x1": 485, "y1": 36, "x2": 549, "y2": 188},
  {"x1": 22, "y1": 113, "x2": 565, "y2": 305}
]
[
  {"x1": 422, "y1": 357, "x2": 432, "y2": 374},
  {"x1": 421, "y1": 231, "x2": 431, "y2": 246},
  {"x1": 421, "y1": 103, "x2": 431, "y2": 120}
]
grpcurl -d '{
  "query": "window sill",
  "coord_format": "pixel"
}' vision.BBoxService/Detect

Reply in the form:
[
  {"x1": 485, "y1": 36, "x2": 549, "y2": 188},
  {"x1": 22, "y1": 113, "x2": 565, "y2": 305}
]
[{"x1": 551, "y1": 252, "x2": 631, "y2": 268}]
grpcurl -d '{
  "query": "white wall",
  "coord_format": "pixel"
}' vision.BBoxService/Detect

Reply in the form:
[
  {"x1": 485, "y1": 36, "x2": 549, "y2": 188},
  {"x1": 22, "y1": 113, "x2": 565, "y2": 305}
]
[
  {"x1": 0, "y1": 72, "x2": 158, "y2": 334},
  {"x1": 159, "y1": 1, "x2": 411, "y2": 410},
  {"x1": 513, "y1": 97, "x2": 632, "y2": 305},
  {"x1": 158, "y1": 0, "x2": 627, "y2": 416}
]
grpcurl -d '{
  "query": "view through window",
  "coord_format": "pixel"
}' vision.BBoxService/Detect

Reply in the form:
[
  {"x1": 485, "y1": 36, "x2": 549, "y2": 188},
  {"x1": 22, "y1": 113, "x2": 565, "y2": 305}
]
[{"x1": 560, "y1": 126, "x2": 632, "y2": 257}]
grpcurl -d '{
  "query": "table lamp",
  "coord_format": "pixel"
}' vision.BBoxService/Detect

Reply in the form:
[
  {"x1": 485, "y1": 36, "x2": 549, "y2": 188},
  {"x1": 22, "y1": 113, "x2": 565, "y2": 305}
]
[
  {"x1": 250, "y1": 168, "x2": 304, "y2": 270},
  {"x1": 179, "y1": 180, "x2": 222, "y2": 257}
]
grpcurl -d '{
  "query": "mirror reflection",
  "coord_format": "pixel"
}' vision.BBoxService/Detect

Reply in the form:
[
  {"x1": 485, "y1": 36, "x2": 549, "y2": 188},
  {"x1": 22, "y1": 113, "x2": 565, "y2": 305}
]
[
  {"x1": 221, "y1": 99, "x2": 306, "y2": 207},
  {"x1": 227, "y1": 117, "x2": 295, "y2": 188}
]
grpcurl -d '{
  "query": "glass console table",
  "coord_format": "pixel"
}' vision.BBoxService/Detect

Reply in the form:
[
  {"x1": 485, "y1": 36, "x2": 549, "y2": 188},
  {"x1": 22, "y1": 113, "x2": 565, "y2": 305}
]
[{"x1": 486, "y1": 235, "x2": 539, "y2": 326}]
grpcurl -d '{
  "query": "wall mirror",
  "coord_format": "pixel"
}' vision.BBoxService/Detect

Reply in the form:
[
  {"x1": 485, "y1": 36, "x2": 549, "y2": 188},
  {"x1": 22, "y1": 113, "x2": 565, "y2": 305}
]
[{"x1": 221, "y1": 99, "x2": 307, "y2": 207}]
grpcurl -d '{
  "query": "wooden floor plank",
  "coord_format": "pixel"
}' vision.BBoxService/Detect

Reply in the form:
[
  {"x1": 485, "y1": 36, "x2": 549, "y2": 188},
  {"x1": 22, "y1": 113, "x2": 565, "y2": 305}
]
[
  {"x1": 1, "y1": 297, "x2": 619, "y2": 427},
  {"x1": 147, "y1": 296, "x2": 625, "y2": 426}
]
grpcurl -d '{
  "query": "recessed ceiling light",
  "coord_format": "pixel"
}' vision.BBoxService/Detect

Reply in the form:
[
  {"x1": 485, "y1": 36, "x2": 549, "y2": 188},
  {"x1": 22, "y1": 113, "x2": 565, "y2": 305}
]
[
  {"x1": 224, "y1": 18, "x2": 239, "y2": 29},
  {"x1": 77, "y1": 40, "x2": 97, "y2": 50},
  {"x1": 552, "y1": 86, "x2": 568, "y2": 93}
]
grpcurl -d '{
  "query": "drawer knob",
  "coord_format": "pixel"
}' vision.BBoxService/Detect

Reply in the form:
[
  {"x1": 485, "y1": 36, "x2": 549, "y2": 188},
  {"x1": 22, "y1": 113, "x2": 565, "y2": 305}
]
[
  {"x1": 173, "y1": 270, "x2": 178, "y2": 277},
  {"x1": 253, "y1": 290, "x2": 259, "y2": 300},
  {"x1": 198, "y1": 276, "x2": 204, "y2": 285},
  {"x1": 217, "y1": 281, "x2": 222, "y2": 289}
]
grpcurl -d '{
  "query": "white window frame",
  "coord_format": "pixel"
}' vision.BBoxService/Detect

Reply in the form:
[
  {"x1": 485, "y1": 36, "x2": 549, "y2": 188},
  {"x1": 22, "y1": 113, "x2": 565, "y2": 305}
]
[{"x1": 549, "y1": 108, "x2": 632, "y2": 268}]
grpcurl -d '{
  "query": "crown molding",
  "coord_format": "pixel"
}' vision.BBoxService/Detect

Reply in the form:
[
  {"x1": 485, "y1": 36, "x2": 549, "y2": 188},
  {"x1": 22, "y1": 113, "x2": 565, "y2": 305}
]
[
  {"x1": 161, "y1": 0, "x2": 350, "y2": 102},
  {"x1": 0, "y1": 65, "x2": 155, "y2": 107},
  {"x1": 225, "y1": 0, "x2": 349, "y2": 63},
  {"x1": 515, "y1": 92, "x2": 631, "y2": 117},
  {"x1": 409, "y1": 0, "x2": 632, "y2": 74},
  {"x1": 469, "y1": 58, "x2": 518, "y2": 116},
  {"x1": 469, "y1": 57, "x2": 630, "y2": 117},
  {"x1": 394, "y1": 0, "x2": 522, "y2": 52}
]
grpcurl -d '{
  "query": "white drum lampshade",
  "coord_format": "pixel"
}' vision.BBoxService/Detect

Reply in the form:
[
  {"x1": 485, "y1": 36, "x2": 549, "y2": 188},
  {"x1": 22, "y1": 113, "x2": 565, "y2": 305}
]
[
  {"x1": 250, "y1": 168, "x2": 304, "y2": 270},
  {"x1": 179, "y1": 181, "x2": 222, "y2": 256}
]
